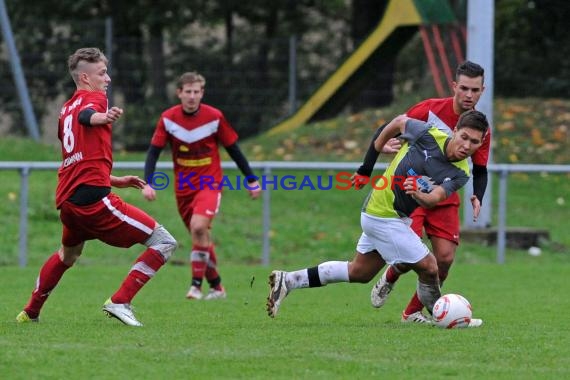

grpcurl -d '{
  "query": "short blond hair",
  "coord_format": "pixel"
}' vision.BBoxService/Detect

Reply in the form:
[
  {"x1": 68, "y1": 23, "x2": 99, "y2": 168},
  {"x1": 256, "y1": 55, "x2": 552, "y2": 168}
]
[
  {"x1": 177, "y1": 72, "x2": 206, "y2": 89},
  {"x1": 68, "y1": 47, "x2": 107, "y2": 84}
]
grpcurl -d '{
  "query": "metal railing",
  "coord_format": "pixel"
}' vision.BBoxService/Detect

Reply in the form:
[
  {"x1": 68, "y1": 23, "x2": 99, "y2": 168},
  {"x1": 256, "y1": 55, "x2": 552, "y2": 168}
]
[{"x1": 1, "y1": 161, "x2": 569, "y2": 266}]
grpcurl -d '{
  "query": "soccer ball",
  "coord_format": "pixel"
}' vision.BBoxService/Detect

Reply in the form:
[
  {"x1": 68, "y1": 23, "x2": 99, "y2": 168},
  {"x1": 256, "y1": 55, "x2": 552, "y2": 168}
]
[{"x1": 432, "y1": 293, "x2": 472, "y2": 329}]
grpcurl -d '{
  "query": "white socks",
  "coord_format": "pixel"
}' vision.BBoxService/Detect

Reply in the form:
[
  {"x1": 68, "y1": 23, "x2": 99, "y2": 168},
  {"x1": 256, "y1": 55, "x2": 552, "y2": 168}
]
[
  {"x1": 317, "y1": 261, "x2": 350, "y2": 285},
  {"x1": 285, "y1": 261, "x2": 349, "y2": 290}
]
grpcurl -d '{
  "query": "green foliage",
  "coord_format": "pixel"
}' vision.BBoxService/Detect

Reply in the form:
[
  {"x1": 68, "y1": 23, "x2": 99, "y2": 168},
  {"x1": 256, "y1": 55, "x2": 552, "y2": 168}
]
[
  {"x1": 1, "y1": 0, "x2": 352, "y2": 144},
  {"x1": 4, "y1": 0, "x2": 569, "y2": 145},
  {"x1": 0, "y1": 136, "x2": 60, "y2": 161},
  {"x1": 240, "y1": 97, "x2": 570, "y2": 165},
  {"x1": 493, "y1": 98, "x2": 570, "y2": 164},
  {"x1": 495, "y1": 0, "x2": 570, "y2": 96},
  {"x1": 121, "y1": 98, "x2": 171, "y2": 151},
  {"x1": 0, "y1": 15, "x2": 103, "y2": 135},
  {"x1": 412, "y1": 0, "x2": 457, "y2": 23}
]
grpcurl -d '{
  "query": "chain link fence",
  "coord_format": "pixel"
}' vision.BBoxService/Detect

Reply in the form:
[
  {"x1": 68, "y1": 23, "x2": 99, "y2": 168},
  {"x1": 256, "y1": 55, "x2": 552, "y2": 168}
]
[{"x1": 1, "y1": 17, "x2": 362, "y2": 148}]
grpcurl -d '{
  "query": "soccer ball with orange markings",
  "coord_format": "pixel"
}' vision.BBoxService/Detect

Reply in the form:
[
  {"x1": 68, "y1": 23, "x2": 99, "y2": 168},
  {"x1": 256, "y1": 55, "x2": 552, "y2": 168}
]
[{"x1": 432, "y1": 294, "x2": 472, "y2": 329}]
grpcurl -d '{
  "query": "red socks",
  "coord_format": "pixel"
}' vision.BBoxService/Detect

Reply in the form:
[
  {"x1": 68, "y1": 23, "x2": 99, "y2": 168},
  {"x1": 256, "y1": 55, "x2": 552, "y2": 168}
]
[
  {"x1": 24, "y1": 248, "x2": 168, "y2": 315},
  {"x1": 205, "y1": 245, "x2": 222, "y2": 290},
  {"x1": 111, "y1": 248, "x2": 165, "y2": 304},
  {"x1": 385, "y1": 265, "x2": 400, "y2": 283},
  {"x1": 190, "y1": 245, "x2": 210, "y2": 288},
  {"x1": 190, "y1": 244, "x2": 223, "y2": 290},
  {"x1": 404, "y1": 293, "x2": 425, "y2": 315},
  {"x1": 24, "y1": 252, "x2": 71, "y2": 319},
  {"x1": 404, "y1": 270, "x2": 448, "y2": 315}
]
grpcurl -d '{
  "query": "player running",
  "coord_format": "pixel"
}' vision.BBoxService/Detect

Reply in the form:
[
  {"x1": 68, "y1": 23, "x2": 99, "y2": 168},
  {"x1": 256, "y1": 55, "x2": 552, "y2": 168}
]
[{"x1": 16, "y1": 47, "x2": 177, "y2": 327}]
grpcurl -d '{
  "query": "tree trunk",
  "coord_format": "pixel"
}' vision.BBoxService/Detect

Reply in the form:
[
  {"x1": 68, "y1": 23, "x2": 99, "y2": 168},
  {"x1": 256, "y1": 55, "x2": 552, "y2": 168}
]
[
  {"x1": 225, "y1": 9, "x2": 233, "y2": 63},
  {"x1": 250, "y1": 7, "x2": 279, "y2": 135}
]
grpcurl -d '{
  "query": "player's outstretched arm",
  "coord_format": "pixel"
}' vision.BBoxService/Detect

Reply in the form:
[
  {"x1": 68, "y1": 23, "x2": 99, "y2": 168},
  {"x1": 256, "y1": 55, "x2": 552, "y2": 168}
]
[
  {"x1": 110, "y1": 175, "x2": 145, "y2": 189},
  {"x1": 91, "y1": 106, "x2": 124, "y2": 125}
]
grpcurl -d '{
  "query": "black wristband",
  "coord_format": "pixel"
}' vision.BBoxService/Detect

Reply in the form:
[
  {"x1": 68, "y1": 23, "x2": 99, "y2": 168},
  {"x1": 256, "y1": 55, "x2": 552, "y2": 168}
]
[{"x1": 356, "y1": 122, "x2": 387, "y2": 176}]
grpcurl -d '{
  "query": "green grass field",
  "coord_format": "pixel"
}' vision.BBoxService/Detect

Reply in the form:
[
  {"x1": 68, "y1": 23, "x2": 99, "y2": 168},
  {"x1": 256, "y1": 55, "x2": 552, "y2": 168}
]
[
  {"x1": 1, "y1": 263, "x2": 569, "y2": 379},
  {"x1": 1, "y1": 167, "x2": 569, "y2": 379}
]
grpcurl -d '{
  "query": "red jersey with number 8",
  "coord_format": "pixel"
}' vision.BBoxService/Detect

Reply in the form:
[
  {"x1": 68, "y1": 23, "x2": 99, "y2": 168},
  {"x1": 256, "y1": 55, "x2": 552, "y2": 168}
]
[{"x1": 55, "y1": 90, "x2": 113, "y2": 208}]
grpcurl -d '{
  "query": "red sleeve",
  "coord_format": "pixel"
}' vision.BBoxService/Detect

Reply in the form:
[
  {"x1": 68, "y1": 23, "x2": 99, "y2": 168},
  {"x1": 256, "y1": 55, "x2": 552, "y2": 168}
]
[
  {"x1": 150, "y1": 115, "x2": 169, "y2": 148},
  {"x1": 80, "y1": 92, "x2": 108, "y2": 113},
  {"x1": 405, "y1": 100, "x2": 431, "y2": 121},
  {"x1": 217, "y1": 113, "x2": 239, "y2": 147}
]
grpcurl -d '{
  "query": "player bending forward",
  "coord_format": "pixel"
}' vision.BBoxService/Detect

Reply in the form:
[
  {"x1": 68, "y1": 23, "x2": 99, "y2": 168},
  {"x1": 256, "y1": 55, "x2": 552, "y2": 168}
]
[{"x1": 266, "y1": 111, "x2": 489, "y2": 323}]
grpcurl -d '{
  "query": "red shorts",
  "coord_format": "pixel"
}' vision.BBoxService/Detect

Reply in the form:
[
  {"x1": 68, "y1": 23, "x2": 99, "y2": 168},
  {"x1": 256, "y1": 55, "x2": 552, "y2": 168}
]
[
  {"x1": 409, "y1": 204, "x2": 460, "y2": 244},
  {"x1": 60, "y1": 193, "x2": 156, "y2": 248},
  {"x1": 176, "y1": 189, "x2": 222, "y2": 228}
]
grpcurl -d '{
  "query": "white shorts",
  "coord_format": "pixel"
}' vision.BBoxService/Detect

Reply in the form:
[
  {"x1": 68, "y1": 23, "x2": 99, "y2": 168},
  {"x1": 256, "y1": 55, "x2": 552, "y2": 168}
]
[{"x1": 356, "y1": 212, "x2": 430, "y2": 265}]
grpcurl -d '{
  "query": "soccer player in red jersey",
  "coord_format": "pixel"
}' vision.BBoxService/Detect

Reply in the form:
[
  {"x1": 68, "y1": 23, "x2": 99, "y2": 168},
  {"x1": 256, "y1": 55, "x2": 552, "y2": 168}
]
[
  {"x1": 142, "y1": 72, "x2": 261, "y2": 301},
  {"x1": 354, "y1": 61, "x2": 490, "y2": 326},
  {"x1": 16, "y1": 47, "x2": 177, "y2": 327}
]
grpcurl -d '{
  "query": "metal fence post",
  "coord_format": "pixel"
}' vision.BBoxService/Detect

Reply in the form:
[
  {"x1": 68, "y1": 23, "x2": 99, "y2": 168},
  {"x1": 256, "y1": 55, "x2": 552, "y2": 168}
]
[
  {"x1": 466, "y1": 0, "x2": 494, "y2": 228},
  {"x1": 496, "y1": 168, "x2": 508, "y2": 264},
  {"x1": 105, "y1": 17, "x2": 114, "y2": 106},
  {"x1": 261, "y1": 165, "x2": 271, "y2": 266},
  {"x1": 18, "y1": 166, "x2": 30, "y2": 267},
  {"x1": 0, "y1": 0, "x2": 40, "y2": 141}
]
